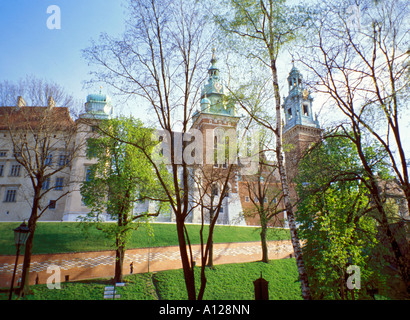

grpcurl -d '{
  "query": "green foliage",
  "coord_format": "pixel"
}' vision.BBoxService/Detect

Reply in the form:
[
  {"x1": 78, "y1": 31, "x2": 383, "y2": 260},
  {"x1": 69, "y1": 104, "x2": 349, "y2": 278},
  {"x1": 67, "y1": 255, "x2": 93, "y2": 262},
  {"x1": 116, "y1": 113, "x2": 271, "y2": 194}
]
[
  {"x1": 213, "y1": 0, "x2": 312, "y2": 60},
  {"x1": 296, "y1": 135, "x2": 388, "y2": 299},
  {"x1": 80, "y1": 117, "x2": 168, "y2": 250}
]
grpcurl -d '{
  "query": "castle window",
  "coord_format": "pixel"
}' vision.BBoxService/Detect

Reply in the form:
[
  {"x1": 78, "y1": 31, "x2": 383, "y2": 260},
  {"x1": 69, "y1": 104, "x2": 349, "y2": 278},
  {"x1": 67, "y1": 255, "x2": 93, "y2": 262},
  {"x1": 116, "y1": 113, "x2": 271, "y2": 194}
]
[
  {"x1": 10, "y1": 164, "x2": 21, "y2": 177},
  {"x1": 55, "y1": 177, "x2": 64, "y2": 190},
  {"x1": 303, "y1": 104, "x2": 309, "y2": 116},
  {"x1": 42, "y1": 178, "x2": 50, "y2": 190},
  {"x1": 45, "y1": 153, "x2": 53, "y2": 166},
  {"x1": 214, "y1": 136, "x2": 218, "y2": 167},
  {"x1": 49, "y1": 200, "x2": 57, "y2": 209},
  {"x1": 85, "y1": 166, "x2": 92, "y2": 182},
  {"x1": 4, "y1": 188, "x2": 17, "y2": 202},
  {"x1": 222, "y1": 186, "x2": 230, "y2": 198},
  {"x1": 212, "y1": 183, "x2": 218, "y2": 196},
  {"x1": 59, "y1": 154, "x2": 69, "y2": 166}
]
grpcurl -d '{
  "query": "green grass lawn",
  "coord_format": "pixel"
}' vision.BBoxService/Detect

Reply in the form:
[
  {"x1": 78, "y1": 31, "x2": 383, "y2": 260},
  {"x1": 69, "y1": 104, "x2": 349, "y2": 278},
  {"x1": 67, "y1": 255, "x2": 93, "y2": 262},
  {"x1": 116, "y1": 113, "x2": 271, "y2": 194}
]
[
  {"x1": 1, "y1": 259, "x2": 302, "y2": 300},
  {"x1": 0, "y1": 222, "x2": 290, "y2": 255},
  {"x1": 153, "y1": 259, "x2": 302, "y2": 300}
]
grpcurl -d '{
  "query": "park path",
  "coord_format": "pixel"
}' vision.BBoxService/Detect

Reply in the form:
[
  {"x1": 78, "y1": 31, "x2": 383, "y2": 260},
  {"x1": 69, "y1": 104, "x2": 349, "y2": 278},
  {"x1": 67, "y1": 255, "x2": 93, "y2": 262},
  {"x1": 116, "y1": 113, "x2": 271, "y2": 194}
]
[{"x1": 0, "y1": 240, "x2": 293, "y2": 288}]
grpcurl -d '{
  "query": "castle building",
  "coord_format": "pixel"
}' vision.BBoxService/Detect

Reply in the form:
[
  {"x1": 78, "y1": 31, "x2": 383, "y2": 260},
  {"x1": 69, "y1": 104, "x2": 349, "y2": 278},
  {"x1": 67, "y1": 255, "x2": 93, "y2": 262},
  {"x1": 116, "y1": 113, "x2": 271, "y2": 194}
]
[
  {"x1": 0, "y1": 97, "x2": 78, "y2": 222},
  {"x1": 0, "y1": 92, "x2": 113, "y2": 222},
  {"x1": 0, "y1": 54, "x2": 321, "y2": 226}
]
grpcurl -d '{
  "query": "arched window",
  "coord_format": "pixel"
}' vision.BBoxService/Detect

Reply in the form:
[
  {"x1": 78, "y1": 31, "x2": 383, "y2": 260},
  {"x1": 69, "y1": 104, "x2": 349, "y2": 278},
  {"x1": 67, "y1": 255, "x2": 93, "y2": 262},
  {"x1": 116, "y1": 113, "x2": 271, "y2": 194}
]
[
  {"x1": 214, "y1": 135, "x2": 218, "y2": 167},
  {"x1": 303, "y1": 104, "x2": 309, "y2": 116}
]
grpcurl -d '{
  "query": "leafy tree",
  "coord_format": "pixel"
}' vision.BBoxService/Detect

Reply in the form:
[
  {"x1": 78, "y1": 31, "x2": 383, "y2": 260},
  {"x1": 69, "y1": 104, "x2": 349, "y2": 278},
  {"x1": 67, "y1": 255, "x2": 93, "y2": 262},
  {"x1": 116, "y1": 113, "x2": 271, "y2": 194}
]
[
  {"x1": 295, "y1": 0, "x2": 410, "y2": 291},
  {"x1": 80, "y1": 117, "x2": 168, "y2": 283},
  {"x1": 296, "y1": 135, "x2": 389, "y2": 299},
  {"x1": 212, "y1": 0, "x2": 313, "y2": 299}
]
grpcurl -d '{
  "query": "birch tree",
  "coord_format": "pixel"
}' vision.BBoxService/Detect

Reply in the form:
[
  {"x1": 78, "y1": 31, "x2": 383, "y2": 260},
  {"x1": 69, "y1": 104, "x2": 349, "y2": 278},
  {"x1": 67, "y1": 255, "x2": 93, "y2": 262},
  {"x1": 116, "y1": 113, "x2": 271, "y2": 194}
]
[{"x1": 212, "y1": 0, "x2": 313, "y2": 299}]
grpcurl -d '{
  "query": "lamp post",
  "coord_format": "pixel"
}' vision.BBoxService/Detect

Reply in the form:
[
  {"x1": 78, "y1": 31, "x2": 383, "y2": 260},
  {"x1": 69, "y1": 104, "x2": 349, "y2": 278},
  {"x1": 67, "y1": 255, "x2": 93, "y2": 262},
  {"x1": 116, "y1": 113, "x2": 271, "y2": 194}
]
[{"x1": 8, "y1": 221, "x2": 30, "y2": 300}]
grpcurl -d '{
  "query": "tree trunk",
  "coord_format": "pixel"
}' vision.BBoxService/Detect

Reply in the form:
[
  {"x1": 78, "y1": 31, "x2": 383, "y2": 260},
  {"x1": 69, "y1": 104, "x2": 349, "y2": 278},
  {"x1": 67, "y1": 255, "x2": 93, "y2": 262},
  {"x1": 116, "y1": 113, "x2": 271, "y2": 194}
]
[
  {"x1": 114, "y1": 245, "x2": 124, "y2": 284},
  {"x1": 271, "y1": 59, "x2": 312, "y2": 300},
  {"x1": 379, "y1": 208, "x2": 410, "y2": 292},
  {"x1": 198, "y1": 262, "x2": 208, "y2": 300},
  {"x1": 176, "y1": 216, "x2": 196, "y2": 300},
  {"x1": 207, "y1": 208, "x2": 214, "y2": 268},
  {"x1": 207, "y1": 233, "x2": 214, "y2": 268},
  {"x1": 19, "y1": 198, "x2": 39, "y2": 297},
  {"x1": 260, "y1": 222, "x2": 269, "y2": 263},
  {"x1": 283, "y1": 195, "x2": 312, "y2": 300},
  {"x1": 353, "y1": 128, "x2": 410, "y2": 292}
]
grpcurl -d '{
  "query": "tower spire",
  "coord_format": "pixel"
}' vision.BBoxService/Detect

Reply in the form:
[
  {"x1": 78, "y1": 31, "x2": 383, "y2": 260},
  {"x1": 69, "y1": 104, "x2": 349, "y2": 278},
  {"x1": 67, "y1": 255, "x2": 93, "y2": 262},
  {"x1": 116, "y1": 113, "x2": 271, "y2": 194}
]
[
  {"x1": 283, "y1": 65, "x2": 319, "y2": 133},
  {"x1": 209, "y1": 47, "x2": 219, "y2": 79},
  {"x1": 211, "y1": 46, "x2": 216, "y2": 64}
]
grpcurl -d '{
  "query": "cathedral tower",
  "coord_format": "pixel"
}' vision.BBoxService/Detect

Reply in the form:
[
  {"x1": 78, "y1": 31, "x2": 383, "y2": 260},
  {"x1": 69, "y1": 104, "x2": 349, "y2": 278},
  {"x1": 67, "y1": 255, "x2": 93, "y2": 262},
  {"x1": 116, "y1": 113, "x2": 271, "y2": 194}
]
[
  {"x1": 282, "y1": 65, "x2": 322, "y2": 181},
  {"x1": 189, "y1": 49, "x2": 244, "y2": 225},
  {"x1": 191, "y1": 47, "x2": 241, "y2": 169}
]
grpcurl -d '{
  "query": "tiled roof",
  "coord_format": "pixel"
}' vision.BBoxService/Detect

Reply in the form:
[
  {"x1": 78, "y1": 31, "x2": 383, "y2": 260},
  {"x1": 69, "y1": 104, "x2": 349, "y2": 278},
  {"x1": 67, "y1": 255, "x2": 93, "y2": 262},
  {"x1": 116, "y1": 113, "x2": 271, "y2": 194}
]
[{"x1": 0, "y1": 106, "x2": 74, "y2": 131}]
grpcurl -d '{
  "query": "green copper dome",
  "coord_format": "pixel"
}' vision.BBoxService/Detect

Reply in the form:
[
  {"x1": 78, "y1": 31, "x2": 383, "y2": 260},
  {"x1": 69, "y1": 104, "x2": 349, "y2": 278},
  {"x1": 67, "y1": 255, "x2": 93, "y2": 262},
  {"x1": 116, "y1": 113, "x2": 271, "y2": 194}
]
[
  {"x1": 80, "y1": 89, "x2": 113, "y2": 120},
  {"x1": 86, "y1": 93, "x2": 111, "y2": 103},
  {"x1": 200, "y1": 95, "x2": 211, "y2": 109},
  {"x1": 200, "y1": 48, "x2": 236, "y2": 116}
]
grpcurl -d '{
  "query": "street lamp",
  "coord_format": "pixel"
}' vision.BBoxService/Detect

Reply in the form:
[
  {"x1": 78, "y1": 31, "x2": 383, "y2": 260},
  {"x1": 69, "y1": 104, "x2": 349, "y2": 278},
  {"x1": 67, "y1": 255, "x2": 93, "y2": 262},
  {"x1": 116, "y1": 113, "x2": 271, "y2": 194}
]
[{"x1": 8, "y1": 221, "x2": 30, "y2": 300}]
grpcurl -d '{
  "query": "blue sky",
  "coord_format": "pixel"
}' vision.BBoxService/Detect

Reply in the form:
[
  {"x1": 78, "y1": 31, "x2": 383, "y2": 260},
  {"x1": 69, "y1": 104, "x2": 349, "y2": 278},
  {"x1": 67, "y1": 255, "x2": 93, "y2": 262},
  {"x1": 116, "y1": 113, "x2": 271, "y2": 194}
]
[
  {"x1": 0, "y1": 1, "x2": 408, "y2": 157},
  {"x1": 0, "y1": 1, "x2": 126, "y2": 109},
  {"x1": 0, "y1": 1, "x2": 295, "y2": 118}
]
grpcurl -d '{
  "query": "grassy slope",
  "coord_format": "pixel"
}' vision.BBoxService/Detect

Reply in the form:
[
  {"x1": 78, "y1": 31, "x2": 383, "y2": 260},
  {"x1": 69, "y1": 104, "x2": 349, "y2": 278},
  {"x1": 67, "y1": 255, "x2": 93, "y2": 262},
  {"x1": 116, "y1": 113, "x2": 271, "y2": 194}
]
[
  {"x1": 153, "y1": 259, "x2": 302, "y2": 300},
  {"x1": 9, "y1": 259, "x2": 302, "y2": 300},
  {"x1": 0, "y1": 222, "x2": 290, "y2": 255}
]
